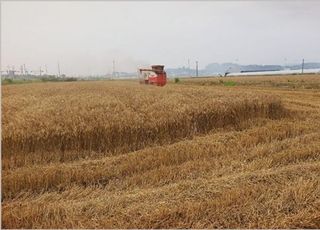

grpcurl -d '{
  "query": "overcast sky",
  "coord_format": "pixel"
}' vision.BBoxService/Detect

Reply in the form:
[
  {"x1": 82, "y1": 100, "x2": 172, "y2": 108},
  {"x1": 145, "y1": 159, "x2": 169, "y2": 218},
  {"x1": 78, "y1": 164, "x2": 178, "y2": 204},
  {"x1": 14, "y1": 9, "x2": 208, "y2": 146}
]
[{"x1": 1, "y1": 1, "x2": 320, "y2": 76}]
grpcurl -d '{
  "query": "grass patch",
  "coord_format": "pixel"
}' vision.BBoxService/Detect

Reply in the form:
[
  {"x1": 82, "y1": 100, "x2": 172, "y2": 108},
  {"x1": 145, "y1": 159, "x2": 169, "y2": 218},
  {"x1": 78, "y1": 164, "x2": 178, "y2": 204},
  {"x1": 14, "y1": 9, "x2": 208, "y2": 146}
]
[
  {"x1": 1, "y1": 79, "x2": 38, "y2": 85},
  {"x1": 2, "y1": 77, "x2": 78, "y2": 85},
  {"x1": 223, "y1": 81, "x2": 237, "y2": 86}
]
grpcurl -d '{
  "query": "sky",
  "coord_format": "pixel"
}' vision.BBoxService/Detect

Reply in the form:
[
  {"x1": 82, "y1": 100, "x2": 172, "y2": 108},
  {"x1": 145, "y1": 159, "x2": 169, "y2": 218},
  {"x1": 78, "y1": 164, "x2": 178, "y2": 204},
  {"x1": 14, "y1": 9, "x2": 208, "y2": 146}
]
[{"x1": 1, "y1": 1, "x2": 320, "y2": 76}]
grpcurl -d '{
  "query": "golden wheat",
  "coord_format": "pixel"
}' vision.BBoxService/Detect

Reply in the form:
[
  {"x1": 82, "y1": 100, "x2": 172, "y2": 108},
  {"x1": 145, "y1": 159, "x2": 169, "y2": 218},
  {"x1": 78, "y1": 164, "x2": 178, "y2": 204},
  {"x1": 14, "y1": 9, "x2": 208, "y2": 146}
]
[
  {"x1": 2, "y1": 82, "x2": 287, "y2": 169},
  {"x1": 2, "y1": 75, "x2": 320, "y2": 228}
]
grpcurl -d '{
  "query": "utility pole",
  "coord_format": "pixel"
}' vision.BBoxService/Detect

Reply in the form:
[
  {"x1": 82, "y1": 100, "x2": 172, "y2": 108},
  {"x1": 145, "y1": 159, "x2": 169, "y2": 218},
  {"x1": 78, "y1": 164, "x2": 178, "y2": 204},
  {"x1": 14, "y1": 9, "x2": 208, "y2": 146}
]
[
  {"x1": 196, "y1": 61, "x2": 199, "y2": 77},
  {"x1": 112, "y1": 59, "x2": 115, "y2": 79},
  {"x1": 301, "y1": 58, "x2": 305, "y2": 74},
  {"x1": 12, "y1": 66, "x2": 15, "y2": 78},
  {"x1": 188, "y1": 59, "x2": 190, "y2": 76},
  {"x1": 45, "y1": 65, "x2": 48, "y2": 75},
  {"x1": 39, "y1": 66, "x2": 42, "y2": 76},
  {"x1": 58, "y1": 62, "x2": 61, "y2": 77}
]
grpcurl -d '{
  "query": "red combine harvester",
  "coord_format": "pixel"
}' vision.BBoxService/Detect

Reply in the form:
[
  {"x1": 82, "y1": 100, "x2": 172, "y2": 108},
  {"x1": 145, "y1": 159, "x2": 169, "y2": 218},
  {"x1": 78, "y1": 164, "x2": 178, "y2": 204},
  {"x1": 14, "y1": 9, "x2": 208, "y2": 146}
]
[{"x1": 138, "y1": 65, "x2": 167, "y2": 86}]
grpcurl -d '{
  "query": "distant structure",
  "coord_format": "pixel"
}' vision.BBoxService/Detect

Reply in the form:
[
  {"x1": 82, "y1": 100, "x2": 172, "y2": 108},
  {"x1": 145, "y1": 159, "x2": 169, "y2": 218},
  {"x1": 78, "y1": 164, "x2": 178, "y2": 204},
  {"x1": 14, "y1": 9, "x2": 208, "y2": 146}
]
[{"x1": 1, "y1": 64, "x2": 61, "y2": 80}]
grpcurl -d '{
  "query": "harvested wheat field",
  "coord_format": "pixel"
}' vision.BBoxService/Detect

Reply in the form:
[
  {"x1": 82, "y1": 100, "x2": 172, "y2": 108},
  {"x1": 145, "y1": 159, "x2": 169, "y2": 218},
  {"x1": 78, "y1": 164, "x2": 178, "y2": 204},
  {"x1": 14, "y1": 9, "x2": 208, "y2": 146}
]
[{"x1": 2, "y1": 74, "x2": 320, "y2": 228}]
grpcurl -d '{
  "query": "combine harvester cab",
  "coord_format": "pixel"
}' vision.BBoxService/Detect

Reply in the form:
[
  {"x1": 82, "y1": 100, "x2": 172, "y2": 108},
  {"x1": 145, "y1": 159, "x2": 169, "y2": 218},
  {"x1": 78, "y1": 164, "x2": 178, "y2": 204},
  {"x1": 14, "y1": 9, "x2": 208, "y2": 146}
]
[{"x1": 139, "y1": 65, "x2": 167, "y2": 86}]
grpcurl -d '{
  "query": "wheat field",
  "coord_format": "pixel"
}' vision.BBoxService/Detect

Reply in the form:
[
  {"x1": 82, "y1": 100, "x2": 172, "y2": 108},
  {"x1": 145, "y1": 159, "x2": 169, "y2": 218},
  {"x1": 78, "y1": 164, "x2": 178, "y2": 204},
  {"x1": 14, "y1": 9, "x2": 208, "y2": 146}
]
[{"x1": 2, "y1": 75, "x2": 320, "y2": 228}]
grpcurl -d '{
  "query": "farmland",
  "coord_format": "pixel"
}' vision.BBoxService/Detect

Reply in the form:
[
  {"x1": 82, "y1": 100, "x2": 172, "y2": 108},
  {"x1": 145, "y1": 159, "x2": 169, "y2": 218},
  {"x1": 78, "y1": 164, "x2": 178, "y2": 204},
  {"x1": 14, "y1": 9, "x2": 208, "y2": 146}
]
[{"x1": 2, "y1": 74, "x2": 320, "y2": 228}]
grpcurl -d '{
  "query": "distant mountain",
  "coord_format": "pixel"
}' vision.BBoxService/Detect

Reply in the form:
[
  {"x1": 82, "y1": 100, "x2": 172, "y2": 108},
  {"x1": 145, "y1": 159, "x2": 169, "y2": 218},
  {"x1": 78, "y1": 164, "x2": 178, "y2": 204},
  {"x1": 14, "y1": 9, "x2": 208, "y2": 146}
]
[
  {"x1": 166, "y1": 67, "x2": 196, "y2": 77},
  {"x1": 284, "y1": 62, "x2": 320, "y2": 70},
  {"x1": 204, "y1": 63, "x2": 241, "y2": 74},
  {"x1": 166, "y1": 62, "x2": 320, "y2": 77},
  {"x1": 240, "y1": 65, "x2": 283, "y2": 73},
  {"x1": 204, "y1": 63, "x2": 283, "y2": 74}
]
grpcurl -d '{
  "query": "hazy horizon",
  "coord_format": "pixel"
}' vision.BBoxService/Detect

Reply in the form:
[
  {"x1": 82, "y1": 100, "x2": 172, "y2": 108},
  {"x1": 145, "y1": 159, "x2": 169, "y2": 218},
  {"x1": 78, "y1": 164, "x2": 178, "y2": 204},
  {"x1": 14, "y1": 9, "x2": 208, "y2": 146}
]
[{"x1": 2, "y1": 1, "x2": 320, "y2": 76}]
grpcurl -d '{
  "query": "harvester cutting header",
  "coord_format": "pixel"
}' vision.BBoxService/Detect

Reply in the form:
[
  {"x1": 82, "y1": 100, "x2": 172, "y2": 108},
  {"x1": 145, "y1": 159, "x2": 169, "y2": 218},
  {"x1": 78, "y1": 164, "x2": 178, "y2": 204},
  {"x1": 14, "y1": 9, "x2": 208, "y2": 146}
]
[{"x1": 139, "y1": 65, "x2": 167, "y2": 86}]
